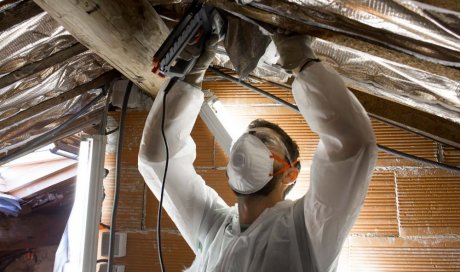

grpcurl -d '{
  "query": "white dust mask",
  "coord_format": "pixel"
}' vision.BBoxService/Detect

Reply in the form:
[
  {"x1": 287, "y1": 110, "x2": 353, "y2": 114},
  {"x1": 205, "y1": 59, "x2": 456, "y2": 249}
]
[{"x1": 227, "y1": 133, "x2": 275, "y2": 194}]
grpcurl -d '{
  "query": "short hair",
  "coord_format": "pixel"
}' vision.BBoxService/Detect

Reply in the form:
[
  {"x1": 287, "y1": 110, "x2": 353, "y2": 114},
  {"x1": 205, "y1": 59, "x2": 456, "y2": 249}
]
[{"x1": 233, "y1": 119, "x2": 301, "y2": 198}]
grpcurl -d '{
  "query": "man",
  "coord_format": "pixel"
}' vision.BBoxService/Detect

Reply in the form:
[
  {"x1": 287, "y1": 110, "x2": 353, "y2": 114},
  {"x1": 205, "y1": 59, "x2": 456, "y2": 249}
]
[{"x1": 139, "y1": 32, "x2": 377, "y2": 271}]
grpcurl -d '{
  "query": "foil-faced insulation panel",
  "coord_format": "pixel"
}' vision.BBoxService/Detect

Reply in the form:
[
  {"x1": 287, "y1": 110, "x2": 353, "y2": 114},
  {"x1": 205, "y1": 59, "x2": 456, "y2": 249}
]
[
  {"x1": 0, "y1": 92, "x2": 106, "y2": 153},
  {"x1": 0, "y1": 12, "x2": 112, "y2": 157},
  {"x1": 311, "y1": 39, "x2": 460, "y2": 124},
  {"x1": 0, "y1": 51, "x2": 112, "y2": 121},
  {"x1": 0, "y1": 12, "x2": 77, "y2": 77},
  {"x1": 249, "y1": 0, "x2": 460, "y2": 66}
]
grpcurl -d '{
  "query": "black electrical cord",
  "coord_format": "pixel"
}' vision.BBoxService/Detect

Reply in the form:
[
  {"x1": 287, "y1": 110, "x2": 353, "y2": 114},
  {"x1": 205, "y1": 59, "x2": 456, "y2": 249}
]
[
  {"x1": 209, "y1": 66, "x2": 460, "y2": 173},
  {"x1": 105, "y1": 127, "x2": 119, "y2": 135},
  {"x1": 157, "y1": 78, "x2": 178, "y2": 272},
  {"x1": 107, "y1": 81, "x2": 132, "y2": 272},
  {"x1": 0, "y1": 92, "x2": 105, "y2": 166}
]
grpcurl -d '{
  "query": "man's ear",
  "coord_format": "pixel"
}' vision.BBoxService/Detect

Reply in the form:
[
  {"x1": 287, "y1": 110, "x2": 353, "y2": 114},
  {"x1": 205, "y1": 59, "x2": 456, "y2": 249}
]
[{"x1": 283, "y1": 168, "x2": 299, "y2": 185}]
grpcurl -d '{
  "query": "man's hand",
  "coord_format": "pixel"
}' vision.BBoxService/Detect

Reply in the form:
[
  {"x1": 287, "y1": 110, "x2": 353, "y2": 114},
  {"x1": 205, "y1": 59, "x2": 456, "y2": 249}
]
[
  {"x1": 271, "y1": 32, "x2": 318, "y2": 75},
  {"x1": 182, "y1": 34, "x2": 220, "y2": 89}
]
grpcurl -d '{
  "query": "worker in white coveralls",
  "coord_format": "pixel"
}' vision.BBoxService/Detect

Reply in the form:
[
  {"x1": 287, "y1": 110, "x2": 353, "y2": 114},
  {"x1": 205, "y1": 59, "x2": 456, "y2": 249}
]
[{"x1": 138, "y1": 30, "x2": 377, "y2": 272}]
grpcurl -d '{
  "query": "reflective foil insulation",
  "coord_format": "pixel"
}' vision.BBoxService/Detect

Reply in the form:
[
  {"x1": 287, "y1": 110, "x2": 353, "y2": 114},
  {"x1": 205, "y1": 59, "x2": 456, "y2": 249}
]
[{"x1": 0, "y1": 11, "x2": 112, "y2": 157}]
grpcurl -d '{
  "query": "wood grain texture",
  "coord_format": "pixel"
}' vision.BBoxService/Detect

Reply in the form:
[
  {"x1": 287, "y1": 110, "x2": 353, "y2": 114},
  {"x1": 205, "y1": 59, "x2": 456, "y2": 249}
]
[{"x1": 33, "y1": 0, "x2": 168, "y2": 95}]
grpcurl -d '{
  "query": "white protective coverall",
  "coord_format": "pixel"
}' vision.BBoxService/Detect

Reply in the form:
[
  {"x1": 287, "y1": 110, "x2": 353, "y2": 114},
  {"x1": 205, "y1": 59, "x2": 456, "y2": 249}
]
[{"x1": 138, "y1": 61, "x2": 377, "y2": 272}]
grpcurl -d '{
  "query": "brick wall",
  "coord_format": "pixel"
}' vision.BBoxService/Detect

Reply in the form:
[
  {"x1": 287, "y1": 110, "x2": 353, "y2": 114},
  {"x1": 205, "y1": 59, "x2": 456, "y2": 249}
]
[{"x1": 102, "y1": 79, "x2": 460, "y2": 271}]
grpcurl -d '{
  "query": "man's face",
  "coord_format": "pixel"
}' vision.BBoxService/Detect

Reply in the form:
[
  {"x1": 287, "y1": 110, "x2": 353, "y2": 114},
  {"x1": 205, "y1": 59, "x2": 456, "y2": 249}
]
[{"x1": 226, "y1": 126, "x2": 296, "y2": 195}]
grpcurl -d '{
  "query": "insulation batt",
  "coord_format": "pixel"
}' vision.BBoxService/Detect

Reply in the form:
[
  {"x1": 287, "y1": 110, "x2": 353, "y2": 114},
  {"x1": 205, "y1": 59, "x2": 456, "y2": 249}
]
[{"x1": 139, "y1": 59, "x2": 377, "y2": 271}]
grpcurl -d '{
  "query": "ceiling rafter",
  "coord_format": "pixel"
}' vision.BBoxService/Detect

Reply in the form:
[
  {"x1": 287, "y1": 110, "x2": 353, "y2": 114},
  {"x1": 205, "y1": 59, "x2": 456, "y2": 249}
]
[{"x1": 33, "y1": 0, "x2": 169, "y2": 95}]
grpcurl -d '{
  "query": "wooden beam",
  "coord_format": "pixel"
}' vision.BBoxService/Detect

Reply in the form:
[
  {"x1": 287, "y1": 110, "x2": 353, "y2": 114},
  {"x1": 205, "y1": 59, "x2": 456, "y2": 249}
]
[
  {"x1": 0, "y1": 1, "x2": 43, "y2": 32},
  {"x1": 350, "y1": 89, "x2": 460, "y2": 149},
  {"x1": 33, "y1": 0, "x2": 169, "y2": 96},
  {"x1": 0, "y1": 43, "x2": 88, "y2": 90},
  {"x1": 9, "y1": 164, "x2": 77, "y2": 198},
  {"x1": 0, "y1": 69, "x2": 119, "y2": 131}
]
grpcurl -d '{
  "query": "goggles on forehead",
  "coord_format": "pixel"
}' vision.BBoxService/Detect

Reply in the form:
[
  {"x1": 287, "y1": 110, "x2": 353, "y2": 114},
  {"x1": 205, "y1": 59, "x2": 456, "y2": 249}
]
[
  {"x1": 247, "y1": 127, "x2": 293, "y2": 164},
  {"x1": 227, "y1": 132, "x2": 298, "y2": 195}
]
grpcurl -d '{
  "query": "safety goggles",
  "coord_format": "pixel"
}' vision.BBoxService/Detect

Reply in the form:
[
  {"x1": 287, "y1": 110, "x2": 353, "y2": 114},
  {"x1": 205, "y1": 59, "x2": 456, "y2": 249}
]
[{"x1": 247, "y1": 127, "x2": 293, "y2": 163}]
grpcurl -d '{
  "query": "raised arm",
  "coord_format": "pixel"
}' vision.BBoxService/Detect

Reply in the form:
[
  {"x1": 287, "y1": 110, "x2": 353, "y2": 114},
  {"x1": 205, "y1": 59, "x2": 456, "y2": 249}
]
[
  {"x1": 274, "y1": 34, "x2": 377, "y2": 271},
  {"x1": 138, "y1": 33, "x2": 228, "y2": 253},
  {"x1": 295, "y1": 61, "x2": 377, "y2": 272},
  {"x1": 138, "y1": 80, "x2": 229, "y2": 253}
]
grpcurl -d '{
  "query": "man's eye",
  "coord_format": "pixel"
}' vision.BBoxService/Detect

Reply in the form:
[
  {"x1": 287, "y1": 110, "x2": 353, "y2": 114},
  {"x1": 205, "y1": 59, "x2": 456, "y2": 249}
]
[{"x1": 259, "y1": 136, "x2": 270, "y2": 144}]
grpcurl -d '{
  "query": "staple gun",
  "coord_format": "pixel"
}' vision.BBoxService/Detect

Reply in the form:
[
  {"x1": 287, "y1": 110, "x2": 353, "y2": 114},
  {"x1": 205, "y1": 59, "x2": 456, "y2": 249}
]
[{"x1": 152, "y1": 2, "x2": 221, "y2": 78}]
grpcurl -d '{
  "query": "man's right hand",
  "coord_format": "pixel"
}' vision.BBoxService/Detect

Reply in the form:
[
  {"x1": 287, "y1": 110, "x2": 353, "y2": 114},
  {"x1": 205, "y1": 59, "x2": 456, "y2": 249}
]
[{"x1": 182, "y1": 34, "x2": 220, "y2": 89}]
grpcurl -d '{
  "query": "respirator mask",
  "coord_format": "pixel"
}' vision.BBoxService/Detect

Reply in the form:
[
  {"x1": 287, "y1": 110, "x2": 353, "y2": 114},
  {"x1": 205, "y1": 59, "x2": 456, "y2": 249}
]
[{"x1": 227, "y1": 127, "x2": 298, "y2": 194}]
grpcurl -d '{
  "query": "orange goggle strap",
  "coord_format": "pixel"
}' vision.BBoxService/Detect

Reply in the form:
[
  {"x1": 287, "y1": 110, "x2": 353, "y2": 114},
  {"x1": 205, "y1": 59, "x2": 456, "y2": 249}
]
[{"x1": 270, "y1": 153, "x2": 299, "y2": 177}]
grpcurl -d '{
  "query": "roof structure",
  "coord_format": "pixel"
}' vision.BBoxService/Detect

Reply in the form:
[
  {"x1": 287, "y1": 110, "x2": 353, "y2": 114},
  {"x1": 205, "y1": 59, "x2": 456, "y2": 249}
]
[{"x1": 0, "y1": 0, "x2": 459, "y2": 269}]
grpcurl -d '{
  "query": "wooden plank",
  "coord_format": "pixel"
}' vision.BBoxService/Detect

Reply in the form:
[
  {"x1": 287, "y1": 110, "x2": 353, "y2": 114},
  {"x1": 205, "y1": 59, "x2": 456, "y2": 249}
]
[
  {"x1": 33, "y1": 0, "x2": 168, "y2": 95},
  {"x1": 0, "y1": 69, "x2": 119, "y2": 131},
  {"x1": 3, "y1": 159, "x2": 76, "y2": 193},
  {"x1": 0, "y1": 1, "x2": 43, "y2": 32},
  {"x1": 10, "y1": 164, "x2": 77, "y2": 198},
  {"x1": 0, "y1": 43, "x2": 88, "y2": 89}
]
